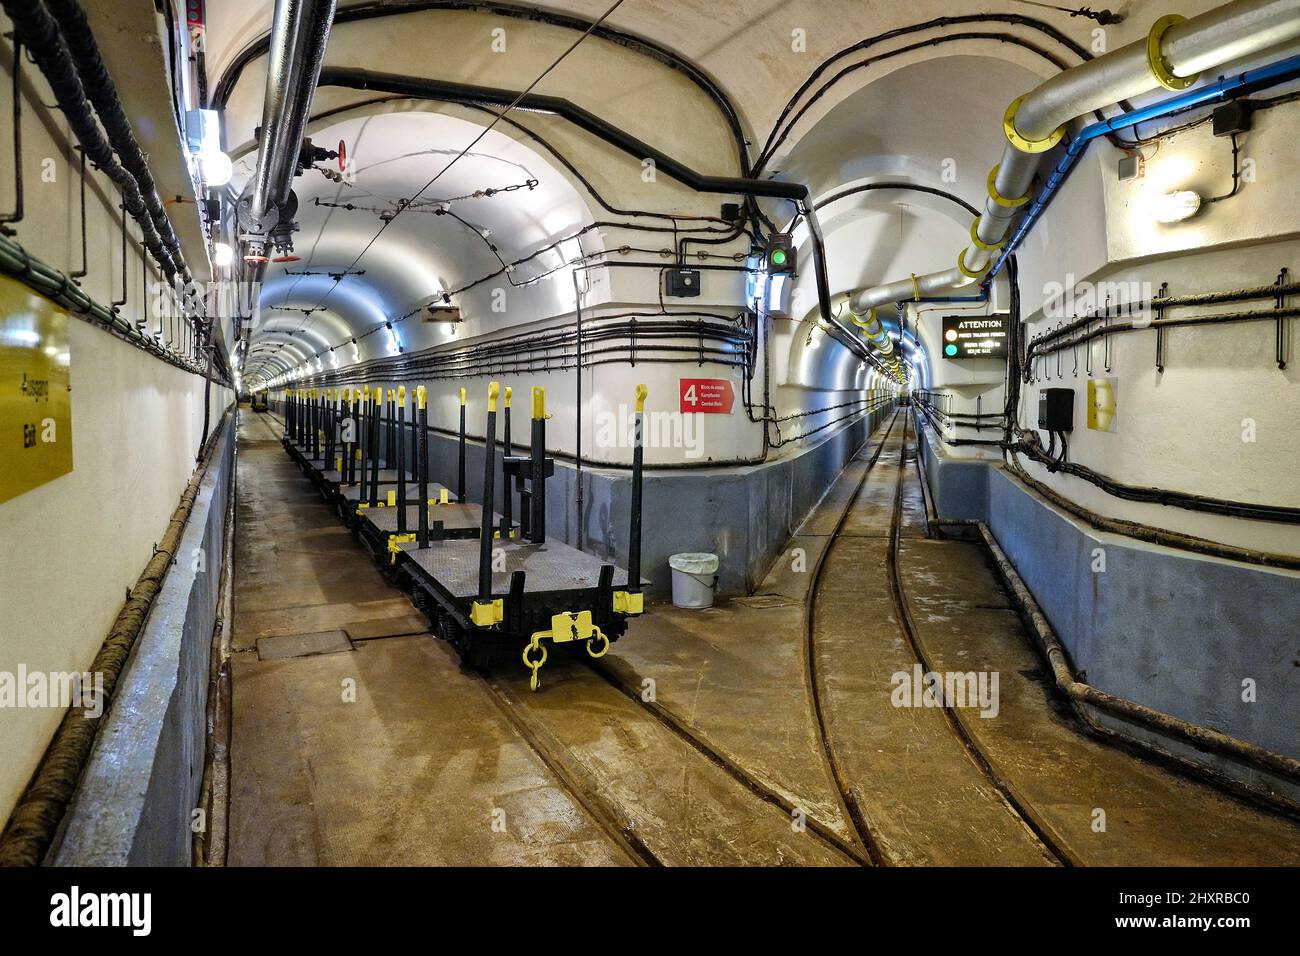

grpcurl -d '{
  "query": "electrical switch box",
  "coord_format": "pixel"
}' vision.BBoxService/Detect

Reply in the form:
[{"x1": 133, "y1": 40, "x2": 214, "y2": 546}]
[
  {"x1": 664, "y1": 268, "x2": 701, "y2": 297},
  {"x1": 1212, "y1": 101, "x2": 1253, "y2": 138},
  {"x1": 1038, "y1": 388, "x2": 1074, "y2": 432},
  {"x1": 765, "y1": 233, "x2": 797, "y2": 274}
]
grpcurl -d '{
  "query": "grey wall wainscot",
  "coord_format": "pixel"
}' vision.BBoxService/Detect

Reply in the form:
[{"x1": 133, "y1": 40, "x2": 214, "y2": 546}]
[
  {"x1": 49, "y1": 415, "x2": 234, "y2": 866},
  {"x1": 917, "y1": 418, "x2": 1300, "y2": 801}
]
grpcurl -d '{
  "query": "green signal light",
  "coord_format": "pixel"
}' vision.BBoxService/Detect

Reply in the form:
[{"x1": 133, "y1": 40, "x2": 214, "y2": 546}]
[
  {"x1": 944, "y1": 343, "x2": 959, "y2": 357},
  {"x1": 771, "y1": 249, "x2": 787, "y2": 266}
]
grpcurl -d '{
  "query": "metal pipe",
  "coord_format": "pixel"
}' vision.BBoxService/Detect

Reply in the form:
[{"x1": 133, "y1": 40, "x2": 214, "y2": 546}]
[
  {"x1": 241, "y1": 0, "x2": 336, "y2": 251},
  {"x1": 849, "y1": 0, "x2": 1300, "y2": 312},
  {"x1": 989, "y1": 52, "x2": 1300, "y2": 282}
]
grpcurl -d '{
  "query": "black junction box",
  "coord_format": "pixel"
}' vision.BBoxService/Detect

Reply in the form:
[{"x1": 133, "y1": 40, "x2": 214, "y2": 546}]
[
  {"x1": 1212, "y1": 101, "x2": 1253, "y2": 138},
  {"x1": 1038, "y1": 387, "x2": 1075, "y2": 432},
  {"x1": 664, "y1": 268, "x2": 701, "y2": 297}
]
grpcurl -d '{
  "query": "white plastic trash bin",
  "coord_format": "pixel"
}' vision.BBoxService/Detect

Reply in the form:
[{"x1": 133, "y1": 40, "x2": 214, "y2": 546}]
[{"x1": 669, "y1": 552, "x2": 719, "y2": 609}]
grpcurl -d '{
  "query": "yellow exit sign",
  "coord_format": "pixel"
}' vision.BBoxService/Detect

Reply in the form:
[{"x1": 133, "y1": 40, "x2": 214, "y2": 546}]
[{"x1": 1, "y1": 279, "x2": 73, "y2": 504}]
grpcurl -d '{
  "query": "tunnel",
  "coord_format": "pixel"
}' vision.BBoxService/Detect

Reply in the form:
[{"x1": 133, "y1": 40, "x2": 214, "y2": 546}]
[{"x1": 1, "y1": 0, "x2": 1298, "y2": 918}]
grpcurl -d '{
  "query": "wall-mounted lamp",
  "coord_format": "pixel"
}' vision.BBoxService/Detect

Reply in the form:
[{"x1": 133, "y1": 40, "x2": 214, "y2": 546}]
[
  {"x1": 212, "y1": 242, "x2": 234, "y2": 268},
  {"x1": 1153, "y1": 189, "x2": 1202, "y2": 224}
]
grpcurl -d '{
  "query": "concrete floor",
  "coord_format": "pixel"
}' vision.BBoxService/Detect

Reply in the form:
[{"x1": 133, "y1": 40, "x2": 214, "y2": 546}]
[{"x1": 228, "y1": 410, "x2": 1300, "y2": 866}]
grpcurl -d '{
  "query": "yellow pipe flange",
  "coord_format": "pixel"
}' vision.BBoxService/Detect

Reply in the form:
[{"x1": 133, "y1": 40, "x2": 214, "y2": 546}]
[
  {"x1": 1147, "y1": 14, "x2": 1199, "y2": 91},
  {"x1": 1003, "y1": 95, "x2": 1066, "y2": 154},
  {"x1": 957, "y1": 248, "x2": 992, "y2": 280},
  {"x1": 969, "y1": 216, "x2": 1006, "y2": 252},
  {"x1": 987, "y1": 165, "x2": 1031, "y2": 208},
  {"x1": 852, "y1": 307, "x2": 879, "y2": 331}
]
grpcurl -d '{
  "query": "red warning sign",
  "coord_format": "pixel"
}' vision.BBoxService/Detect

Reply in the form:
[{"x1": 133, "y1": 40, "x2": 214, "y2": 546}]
[{"x1": 679, "y1": 378, "x2": 734, "y2": 414}]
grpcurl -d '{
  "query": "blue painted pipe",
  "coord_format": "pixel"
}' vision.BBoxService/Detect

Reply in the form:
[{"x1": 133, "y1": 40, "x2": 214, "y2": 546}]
[{"x1": 985, "y1": 53, "x2": 1300, "y2": 284}]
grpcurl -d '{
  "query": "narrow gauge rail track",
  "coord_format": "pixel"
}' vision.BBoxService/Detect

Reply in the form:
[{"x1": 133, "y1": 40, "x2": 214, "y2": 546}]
[
  {"x1": 884, "y1": 413, "x2": 1073, "y2": 866},
  {"x1": 477, "y1": 661, "x2": 869, "y2": 865},
  {"x1": 805, "y1": 408, "x2": 1072, "y2": 867}
]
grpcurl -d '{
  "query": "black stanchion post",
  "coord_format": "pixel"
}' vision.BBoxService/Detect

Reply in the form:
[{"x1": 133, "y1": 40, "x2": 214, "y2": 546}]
[
  {"x1": 358, "y1": 386, "x2": 370, "y2": 498},
  {"x1": 628, "y1": 383, "x2": 646, "y2": 593},
  {"x1": 530, "y1": 386, "x2": 546, "y2": 545},
  {"x1": 396, "y1": 386, "x2": 408, "y2": 535},
  {"x1": 475, "y1": 382, "x2": 500, "y2": 613},
  {"x1": 387, "y1": 391, "x2": 396, "y2": 468},
  {"x1": 325, "y1": 387, "x2": 335, "y2": 472},
  {"x1": 369, "y1": 386, "x2": 381, "y2": 508},
  {"x1": 458, "y1": 386, "x2": 467, "y2": 503},
  {"x1": 417, "y1": 386, "x2": 429, "y2": 549},
  {"x1": 501, "y1": 387, "x2": 512, "y2": 538},
  {"x1": 344, "y1": 388, "x2": 355, "y2": 483}
]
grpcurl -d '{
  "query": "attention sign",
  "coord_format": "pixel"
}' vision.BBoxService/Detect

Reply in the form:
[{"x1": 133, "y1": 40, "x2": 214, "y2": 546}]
[
  {"x1": 679, "y1": 378, "x2": 734, "y2": 414},
  {"x1": 941, "y1": 314, "x2": 1009, "y2": 360},
  {"x1": 1, "y1": 279, "x2": 73, "y2": 504}
]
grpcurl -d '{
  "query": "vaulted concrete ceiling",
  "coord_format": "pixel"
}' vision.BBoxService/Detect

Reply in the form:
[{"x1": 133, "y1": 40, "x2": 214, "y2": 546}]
[{"x1": 209, "y1": 0, "x2": 1147, "y2": 386}]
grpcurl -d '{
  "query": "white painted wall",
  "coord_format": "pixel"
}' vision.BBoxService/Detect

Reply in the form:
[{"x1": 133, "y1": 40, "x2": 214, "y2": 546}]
[{"x1": 0, "y1": 10, "x2": 230, "y2": 822}]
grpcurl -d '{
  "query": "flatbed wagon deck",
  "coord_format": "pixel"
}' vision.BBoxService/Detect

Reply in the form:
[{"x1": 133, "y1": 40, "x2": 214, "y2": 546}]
[{"x1": 280, "y1": 381, "x2": 648, "y2": 689}]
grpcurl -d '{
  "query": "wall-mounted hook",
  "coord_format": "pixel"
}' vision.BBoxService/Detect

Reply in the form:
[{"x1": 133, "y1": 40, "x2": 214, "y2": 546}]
[
  {"x1": 111, "y1": 200, "x2": 127, "y2": 311},
  {"x1": 1103, "y1": 298, "x2": 1113, "y2": 373},
  {"x1": 1155, "y1": 281, "x2": 1169, "y2": 373},
  {"x1": 70, "y1": 147, "x2": 88, "y2": 279},
  {"x1": 1277, "y1": 268, "x2": 1290, "y2": 371},
  {"x1": 0, "y1": 35, "x2": 24, "y2": 236}
]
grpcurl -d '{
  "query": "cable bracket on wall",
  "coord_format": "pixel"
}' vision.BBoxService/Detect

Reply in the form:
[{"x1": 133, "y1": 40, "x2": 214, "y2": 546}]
[
  {"x1": 1154, "y1": 281, "x2": 1169, "y2": 373},
  {"x1": 0, "y1": 34, "x2": 23, "y2": 237},
  {"x1": 1276, "y1": 268, "x2": 1290, "y2": 370},
  {"x1": 70, "y1": 147, "x2": 88, "y2": 280},
  {"x1": 1102, "y1": 299, "x2": 1112, "y2": 373},
  {"x1": 111, "y1": 199, "x2": 127, "y2": 311}
]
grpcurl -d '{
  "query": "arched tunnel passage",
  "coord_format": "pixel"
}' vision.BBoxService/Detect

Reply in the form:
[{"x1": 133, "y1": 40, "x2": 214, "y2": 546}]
[{"x1": 1, "y1": 0, "x2": 1299, "y2": 895}]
